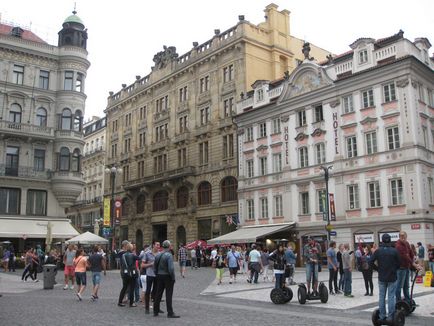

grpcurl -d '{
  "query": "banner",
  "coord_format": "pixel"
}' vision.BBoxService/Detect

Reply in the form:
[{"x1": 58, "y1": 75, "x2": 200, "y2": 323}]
[
  {"x1": 322, "y1": 192, "x2": 327, "y2": 221},
  {"x1": 329, "y1": 193, "x2": 336, "y2": 221},
  {"x1": 103, "y1": 197, "x2": 111, "y2": 226}
]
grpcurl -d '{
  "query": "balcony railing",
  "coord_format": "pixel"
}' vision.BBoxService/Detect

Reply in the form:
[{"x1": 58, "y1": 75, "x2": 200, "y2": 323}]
[
  {"x1": 124, "y1": 166, "x2": 195, "y2": 189},
  {"x1": 0, "y1": 120, "x2": 54, "y2": 138},
  {"x1": 0, "y1": 164, "x2": 51, "y2": 179},
  {"x1": 55, "y1": 130, "x2": 84, "y2": 139}
]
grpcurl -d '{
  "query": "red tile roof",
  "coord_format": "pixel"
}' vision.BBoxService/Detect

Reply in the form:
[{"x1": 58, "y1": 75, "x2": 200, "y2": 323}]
[{"x1": 0, "y1": 23, "x2": 47, "y2": 44}]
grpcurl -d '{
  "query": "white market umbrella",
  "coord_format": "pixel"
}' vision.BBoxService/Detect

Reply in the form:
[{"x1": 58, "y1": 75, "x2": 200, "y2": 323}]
[{"x1": 65, "y1": 231, "x2": 108, "y2": 245}]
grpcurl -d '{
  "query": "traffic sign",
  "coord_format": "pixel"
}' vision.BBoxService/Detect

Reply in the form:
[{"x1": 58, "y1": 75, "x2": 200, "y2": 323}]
[{"x1": 329, "y1": 231, "x2": 337, "y2": 236}]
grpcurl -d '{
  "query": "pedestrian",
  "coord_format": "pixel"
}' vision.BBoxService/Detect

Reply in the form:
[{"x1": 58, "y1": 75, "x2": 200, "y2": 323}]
[
  {"x1": 428, "y1": 244, "x2": 434, "y2": 273},
  {"x1": 342, "y1": 243, "x2": 353, "y2": 297},
  {"x1": 360, "y1": 245, "x2": 373, "y2": 296},
  {"x1": 118, "y1": 242, "x2": 138, "y2": 307},
  {"x1": 303, "y1": 237, "x2": 321, "y2": 296},
  {"x1": 225, "y1": 245, "x2": 241, "y2": 284},
  {"x1": 190, "y1": 247, "x2": 197, "y2": 269},
  {"x1": 153, "y1": 240, "x2": 180, "y2": 318},
  {"x1": 410, "y1": 244, "x2": 418, "y2": 281},
  {"x1": 196, "y1": 245, "x2": 202, "y2": 269},
  {"x1": 143, "y1": 241, "x2": 160, "y2": 314},
  {"x1": 73, "y1": 248, "x2": 88, "y2": 301},
  {"x1": 268, "y1": 244, "x2": 286, "y2": 289},
  {"x1": 239, "y1": 246, "x2": 246, "y2": 274},
  {"x1": 138, "y1": 244, "x2": 149, "y2": 306},
  {"x1": 178, "y1": 244, "x2": 187, "y2": 278},
  {"x1": 88, "y1": 245, "x2": 106, "y2": 301},
  {"x1": 214, "y1": 247, "x2": 226, "y2": 285},
  {"x1": 210, "y1": 245, "x2": 218, "y2": 261},
  {"x1": 355, "y1": 244, "x2": 363, "y2": 271},
  {"x1": 27, "y1": 249, "x2": 40, "y2": 282},
  {"x1": 2, "y1": 248, "x2": 9, "y2": 272},
  {"x1": 131, "y1": 243, "x2": 140, "y2": 304},
  {"x1": 63, "y1": 244, "x2": 76, "y2": 290},
  {"x1": 248, "y1": 244, "x2": 262, "y2": 284},
  {"x1": 261, "y1": 248, "x2": 270, "y2": 282},
  {"x1": 369, "y1": 233, "x2": 401, "y2": 322},
  {"x1": 8, "y1": 246, "x2": 16, "y2": 272},
  {"x1": 336, "y1": 243, "x2": 345, "y2": 291},
  {"x1": 284, "y1": 243, "x2": 297, "y2": 285},
  {"x1": 21, "y1": 248, "x2": 35, "y2": 281},
  {"x1": 327, "y1": 241, "x2": 340, "y2": 295},
  {"x1": 416, "y1": 242, "x2": 425, "y2": 275}
]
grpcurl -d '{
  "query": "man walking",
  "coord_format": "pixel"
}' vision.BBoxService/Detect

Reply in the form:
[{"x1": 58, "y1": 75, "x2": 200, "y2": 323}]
[
  {"x1": 342, "y1": 243, "x2": 353, "y2": 297},
  {"x1": 153, "y1": 240, "x2": 179, "y2": 318},
  {"x1": 63, "y1": 244, "x2": 76, "y2": 290},
  {"x1": 190, "y1": 247, "x2": 197, "y2": 269},
  {"x1": 225, "y1": 245, "x2": 241, "y2": 284},
  {"x1": 248, "y1": 244, "x2": 262, "y2": 284},
  {"x1": 88, "y1": 245, "x2": 106, "y2": 301},
  {"x1": 178, "y1": 244, "x2": 187, "y2": 278}
]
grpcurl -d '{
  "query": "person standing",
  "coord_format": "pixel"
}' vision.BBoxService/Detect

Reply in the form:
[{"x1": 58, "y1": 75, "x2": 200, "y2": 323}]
[
  {"x1": 2, "y1": 248, "x2": 9, "y2": 272},
  {"x1": 284, "y1": 244, "x2": 297, "y2": 285},
  {"x1": 369, "y1": 233, "x2": 401, "y2": 322},
  {"x1": 428, "y1": 244, "x2": 434, "y2": 273},
  {"x1": 210, "y1": 245, "x2": 218, "y2": 261},
  {"x1": 417, "y1": 242, "x2": 425, "y2": 275},
  {"x1": 88, "y1": 245, "x2": 106, "y2": 301},
  {"x1": 336, "y1": 244, "x2": 345, "y2": 291},
  {"x1": 261, "y1": 248, "x2": 270, "y2": 282},
  {"x1": 153, "y1": 240, "x2": 179, "y2": 318},
  {"x1": 214, "y1": 248, "x2": 226, "y2": 285},
  {"x1": 360, "y1": 245, "x2": 374, "y2": 296},
  {"x1": 195, "y1": 245, "x2": 202, "y2": 269},
  {"x1": 73, "y1": 249, "x2": 88, "y2": 301},
  {"x1": 8, "y1": 246, "x2": 16, "y2": 272},
  {"x1": 248, "y1": 244, "x2": 262, "y2": 284},
  {"x1": 303, "y1": 237, "x2": 321, "y2": 296},
  {"x1": 118, "y1": 242, "x2": 138, "y2": 307},
  {"x1": 342, "y1": 243, "x2": 353, "y2": 297},
  {"x1": 63, "y1": 244, "x2": 76, "y2": 290},
  {"x1": 143, "y1": 241, "x2": 160, "y2": 314},
  {"x1": 190, "y1": 248, "x2": 197, "y2": 269},
  {"x1": 178, "y1": 244, "x2": 187, "y2": 278},
  {"x1": 327, "y1": 241, "x2": 340, "y2": 295},
  {"x1": 225, "y1": 245, "x2": 241, "y2": 284},
  {"x1": 268, "y1": 244, "x2": 286, "y2": 289}
]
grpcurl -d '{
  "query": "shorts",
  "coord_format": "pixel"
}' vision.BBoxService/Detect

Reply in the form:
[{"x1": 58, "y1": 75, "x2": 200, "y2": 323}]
[
  {"x1": 92, "y1": 272, "x2": 101, "y2": 285},
  {"x1": 64, "y1": 265, "x2": 75, "y2": 276},
  {"x1": 216, "y1": 268, "x2": 224, "y2": 279},
  {"x1": 306, "y1": 263, "x2": 318, "y2": 283},
  {"x1": 140, "y1": 275, "x2": 147, "y2": 292},
  {"x1": 75, "y1": 272, "x2": 87, "y2": 286},
  {"x1": 229, "y1": 267, "x2": 238, "y2": 276},
  {"x1": 179, "y1": 260, "x2": 186, "y2": 267}
]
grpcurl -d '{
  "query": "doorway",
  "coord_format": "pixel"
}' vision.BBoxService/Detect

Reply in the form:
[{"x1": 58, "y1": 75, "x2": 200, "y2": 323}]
[{"x1": 152, "y1": 224, "x2": 167, "y2": 244}]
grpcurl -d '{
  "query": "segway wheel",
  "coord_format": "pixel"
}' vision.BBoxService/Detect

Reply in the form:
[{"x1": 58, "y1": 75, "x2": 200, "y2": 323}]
[
  {"x1": 396, "y1": 301, "x2": 410, "y2": 316},
  {"x1": 394, "y1": 309, "x2": 405, "y2": 326},
  {"x1": 282, "y1": 287, "x2": 293, "y2": 303},
  {"x1": 371, "y1": 309, "x2": 381, "y2": 326},
  {"x1": 409, "y1": 299, "x2": 416, "y2": 313},
  {"x1": 319, "y1": 284, "x2": 329, "y2": 303},
  {"x1": 298, "y1": 286, "x2": 307, "y2": 304},
  {"x1": 270, "y1": 288, "x2": 284, "y2": 304}
]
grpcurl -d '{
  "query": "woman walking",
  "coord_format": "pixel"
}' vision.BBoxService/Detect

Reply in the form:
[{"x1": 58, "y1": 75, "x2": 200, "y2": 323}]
[
  {"x1": 214, "y1": 248, "x2": 226, "y2": 285},
  {"x1": 268, "y1": 244, "x2": 286, "y2": 289},
  {"x1": 360, "y1": 245, "x2": 374, "y2": 296},
  {"x1": 73, "y1": 248, "x2": 88, "y2": 301}
]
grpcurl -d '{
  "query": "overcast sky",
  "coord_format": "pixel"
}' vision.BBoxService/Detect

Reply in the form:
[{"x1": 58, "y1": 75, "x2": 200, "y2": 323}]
[{"x1": 2, "y1": 0, "x2": 433, "y2": 119}]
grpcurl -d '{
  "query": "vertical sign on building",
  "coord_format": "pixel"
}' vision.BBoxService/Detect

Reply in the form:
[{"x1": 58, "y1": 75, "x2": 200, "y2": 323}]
[
  {"x1": 322, "y1": 192, "x2": 327, "y2": 221},
  {"x1": 284, "y1": 126, "x2": 289, "y2": 165},
  {"x1": 103, "y1": 197, "x2": 111, "y2": 226},
  {"x1": 333, "y1": 111, "x2": 339, "y2": 155},
  {"x1": 114, "y1": 199, "x2": 122, "y2": 225},
  {"x1": 329, "y1": 193, "x2": 336, "y2": 221}
]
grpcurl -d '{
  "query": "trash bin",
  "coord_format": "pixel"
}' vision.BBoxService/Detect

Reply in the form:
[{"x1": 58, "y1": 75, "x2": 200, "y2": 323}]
[{"x1": 43, "y1": 264, "x2": 56, "y2": 290}]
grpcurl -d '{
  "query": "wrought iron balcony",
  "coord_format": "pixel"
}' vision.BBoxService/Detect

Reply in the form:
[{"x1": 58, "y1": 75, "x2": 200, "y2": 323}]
[
  {"x1": 0, "y1": 164, "x2": 51, "y2": 179},
  {"x1": 0, "y1": 120, "x2": 54, "y2": 139}
]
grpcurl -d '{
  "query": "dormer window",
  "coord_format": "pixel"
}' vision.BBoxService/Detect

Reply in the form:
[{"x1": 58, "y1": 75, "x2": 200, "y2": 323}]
[
  {"x1": 10, "y1": 27, "x2": 24, "y2": 38},
  {"x1": 359, "y1": 50, "x2": 368, "y2": 64},
  {"x1": 257, "y1": 89, "x2": 264, "y2": 102}
]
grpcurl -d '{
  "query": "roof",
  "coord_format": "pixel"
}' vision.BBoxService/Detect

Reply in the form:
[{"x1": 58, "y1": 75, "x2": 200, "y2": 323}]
[
  {"x1": 0, "y1": 23, "x2": 47, "y2": 44},
  {"x1": 64, "y1": 12, "x2": 84, "y2": 25}
]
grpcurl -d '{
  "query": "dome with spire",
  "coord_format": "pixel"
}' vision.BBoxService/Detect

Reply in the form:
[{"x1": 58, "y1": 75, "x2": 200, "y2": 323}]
[{"x1": 63, "y1": 10, "x2": 84, "y2": 27}]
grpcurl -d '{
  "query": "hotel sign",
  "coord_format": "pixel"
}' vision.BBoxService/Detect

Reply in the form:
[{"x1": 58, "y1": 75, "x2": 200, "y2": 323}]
[{"x1": 333, "y1": 111, "x2": 339, "y2": 154}]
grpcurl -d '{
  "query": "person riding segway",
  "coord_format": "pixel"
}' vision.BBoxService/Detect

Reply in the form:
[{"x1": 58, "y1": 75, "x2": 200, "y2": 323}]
[
  {"x1": 370, "y1": 233, "x2": 405, "y2": 326},
  {"x1": 269, "y1": 244, "x2": 293, "y2": 304}
]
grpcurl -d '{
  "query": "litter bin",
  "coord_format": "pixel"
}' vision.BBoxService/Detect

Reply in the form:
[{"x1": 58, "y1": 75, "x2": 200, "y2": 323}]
[{"x1": 43, "y1": 264, "x2": 56, "y2": 289}]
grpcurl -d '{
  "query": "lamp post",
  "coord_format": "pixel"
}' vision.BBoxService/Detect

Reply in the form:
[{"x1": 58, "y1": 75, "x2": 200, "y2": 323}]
[
  {"x1": 320, "y1": 165, "x2": 333, "y2": 242},
  {"x1": 105, "y1": 166, "x2": 122, "y2": 251}
]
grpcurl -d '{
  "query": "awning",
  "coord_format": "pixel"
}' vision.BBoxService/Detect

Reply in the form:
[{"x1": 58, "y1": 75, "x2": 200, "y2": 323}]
[
  {"x1": 207, "y1": 223, "x2": 295, "y2": 245},
  {"x1": 66, "y1": 231, "x2": 108, "y2": 245},
  {"x1": 0, "y1": 217, "x2": 79, "y2": 239}
]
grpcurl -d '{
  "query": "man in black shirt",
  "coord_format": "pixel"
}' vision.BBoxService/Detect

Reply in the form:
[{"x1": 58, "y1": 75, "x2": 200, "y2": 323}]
[{"x1": 88, "y1": 245, "x2": 106, "y2": 301}]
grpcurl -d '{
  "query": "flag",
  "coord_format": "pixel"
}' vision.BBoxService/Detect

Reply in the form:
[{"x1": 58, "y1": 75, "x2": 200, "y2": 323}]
[{"x1": 226, "y1": 215, "x2": 233, "y2": 225}]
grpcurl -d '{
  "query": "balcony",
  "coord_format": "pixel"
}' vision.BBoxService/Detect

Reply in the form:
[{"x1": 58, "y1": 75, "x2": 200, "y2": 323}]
[
  {"x1": 124, "y1": 166, "x2": 195, "y2": 189},
  {"x1": 51, "y1": 171, "x2": 85, "y2": 207},
  {"x1": 153, "y1": 109, "x2": 169, "y2": 123},
  {"x1": 0, "y1": 164, "x2": 51, "y2": 179},
  {"x1": 55, "y1": 129, "x2": 84, "y2": 140},
  {"x1": 0, "y1": 120, "x2": 54, "y2": 140},
  {"x1": 150, "y1": 139, "x2": 170, "y2": 151},
  {"x1": 72, "y1": 196, "x2": 103, "y2": 208},
  {"x1": 173, "y1": 131, "x2": 190, "y2": 144}
]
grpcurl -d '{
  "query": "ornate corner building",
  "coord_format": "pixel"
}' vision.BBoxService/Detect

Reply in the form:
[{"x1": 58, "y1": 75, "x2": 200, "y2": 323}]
[
  {"x1": 0, "y1": 11, "x2": 90, "y2": 249},
  {"x1": 104, "y1": 4, "x2": 330, "y2": 248}
]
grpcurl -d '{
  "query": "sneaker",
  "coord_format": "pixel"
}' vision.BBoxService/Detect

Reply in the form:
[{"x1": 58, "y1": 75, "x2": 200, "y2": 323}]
[
  {"x1": 130, "y1": 303, "x2": 137, "y2": 307},
  {"x1": 76, "y1": 293, "x2": 82, "y2": 301},
  {"x1": 63, "y1": 285, "x2": 68, "y2": 290},
  {"x1": 330, "y1": 291, "x2": 335, "y2": 295},
  {"x1": 364, "y1": 292, "x2": 369, "y2": 296},
  {"x1": 91, "y1": 295, "x2": 96, "y2": 302},
  {"x1": 229, "y1": 281, "x2": 232, "y2": 284},
  {"x1": 335, "y1": 290, "x2": 342, "y2": 294},
  {"x1": 344, "y1": 294, "x2": 354, "y2": 298},
  {"x1": 69, "y1": 285, "x2": 74, "y2": 290},
  {"x1": 34, "y1": 279, "x2": 39, "y2": 283}
]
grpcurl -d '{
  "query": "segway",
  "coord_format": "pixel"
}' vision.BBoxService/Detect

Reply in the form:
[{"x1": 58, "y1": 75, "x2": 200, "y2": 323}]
[
  {"x1": 371, "y1": 309, "x2": 405, "y2": 326},
  {"x1": 270, "y1": 286, "x2": 293, "y2": 304},
  {"x1": 297, "y1": 263, "x2": 328, "y2": 304},
  {"x1": 395, "y1": 270, "x2": 418, "y2": 316}
]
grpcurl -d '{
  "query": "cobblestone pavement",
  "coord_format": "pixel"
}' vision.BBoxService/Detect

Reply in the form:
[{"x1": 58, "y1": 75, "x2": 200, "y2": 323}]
[{"x1": 0, "y1": 267, "x2": 433, "y2": 326}]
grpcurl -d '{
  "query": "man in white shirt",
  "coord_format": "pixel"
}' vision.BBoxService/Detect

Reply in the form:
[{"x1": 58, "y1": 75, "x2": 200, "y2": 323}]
[
  {"x1": 190, "y1": 248, "x2": 197, "y2": 269},
  {"x1": 210, "y1": 245, "x2": 218, "y2": 261},
  {"x1": 248, "y1": 244, "x2": 263, "y2": 284}
]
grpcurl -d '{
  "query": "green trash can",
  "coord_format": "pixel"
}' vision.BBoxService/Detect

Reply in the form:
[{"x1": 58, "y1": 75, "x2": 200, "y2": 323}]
[{"x1": 43, "y1": 264, "x2": 56, "y2": 289}]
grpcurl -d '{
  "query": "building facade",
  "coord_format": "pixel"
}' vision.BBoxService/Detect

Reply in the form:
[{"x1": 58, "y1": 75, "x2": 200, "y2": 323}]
[
  {"x1": 104, "y1": 4, "x2": 330, "y2": 248},
  {"x1": 0, "y1": 11, "x2": 90, "y2": 251},
  {"x1": 67, "y1": 116, "x2": 107, "y2": 234},
  {"x1": 235, "y1": 31, "x2": 434, "y2": 261}
]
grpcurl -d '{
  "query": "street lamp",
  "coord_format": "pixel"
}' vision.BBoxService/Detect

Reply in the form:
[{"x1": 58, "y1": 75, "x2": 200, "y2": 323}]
[
  {"x1": 319, "y1": 165, "x2": 333, "y2": 242},
  {"x1": 105, "y1": 166, "x2": 122, "y2": 251}
]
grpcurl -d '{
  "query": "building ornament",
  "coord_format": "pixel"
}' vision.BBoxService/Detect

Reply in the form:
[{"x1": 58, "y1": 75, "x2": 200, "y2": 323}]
[
  {"x1": 311, "y1": 128, "x2": 326, "y2": 137},
  {"x1": 280, "y1": 115, "x2": 289, "y2": 122},
  {"x1": 152, "y1": 46, "x2": 179, "y2": 70},
  {"x1": 329, "y1": 99, "x2": 340, "y2": 108},
  {"x1": 295, "y1": 132, "x2": 308, "y2": 141},
  {"x1": 396, "y1": 79, "x2": 409, "y2": 88}
]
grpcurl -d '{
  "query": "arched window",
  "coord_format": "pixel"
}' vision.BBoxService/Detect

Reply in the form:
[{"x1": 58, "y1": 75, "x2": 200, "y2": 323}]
[
  {"x1": 153, "y1": 190, "x2": 168, "y2": 212},
  {"x1": 221, "y1": 176, "x2": 237, "y2": 202},
  {"x1": 71, "y1": 149, "x2": 80, "y2": 172},
  {"x1": 9, "y1": 103, "x2": 22, "y2": 123},
  {"x1": 198, "y1": 181, "x2": 212, "y2": 206},
  {"x1": 59, "y1": 147, "x2": 70, "y2": 171},
  {"x1": 36, "y1": 107, "x2": 47, "y2": 126},
  {"x1": 136, "y1": 193, "x2": 145, "y2": 214},
  {"x1": 74, "y1": 110, "x2": 83, "y2": 131},
  {"x1": 61, "y1": 108, "x2": 72, "y2": 130},
  {"x1": 176, "y1": 186, "x2": 189, "y2": 208}
]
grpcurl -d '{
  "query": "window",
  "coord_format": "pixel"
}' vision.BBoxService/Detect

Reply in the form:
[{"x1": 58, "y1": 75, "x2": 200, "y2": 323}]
[
  {"x1": 299, "y1": 147, "x2": 309, "y2": 168},
  {"x1": 137, "y1": 161, "x2": 145, "y2": 178},
  {"x1": 221, "y1": 176, "x2": 237, "y2": 202},
  {"x1": 200, "y1": 107, "x2": 210, "y2": 125},
  {"x1": 34, "y1": 149, "x2": 45, "y2": 171},
  {"x1": 259, "y1": 197, "x2": 268, "y2": 218},
  {"x1": 365, "y1": 131, "x2": 378, "y2": 155},
  {"x1": 317, "y1": 189, "x2": 326, "y2": 213},
  {"x1": 124, "y1": 138, "x2": 131, "y2": 153},
  {"x1": 272, "y1": 118, "x2": 281, "y2": 134},
  {"x1": 26, "y1": 190, "x2": 47, "y2": 215},
  {"x1": 246, "y1": 126, "x2": 253, "y2": 142},
  {"x1": 300, "y1": 192, "x2": 309, "y2": 214},
  {"x1": 64, "y1": 71, "x2": 73, "y2": 90},
  {"x1": 177, "y1": 187, "x2": 189, "y2": 208},
  {"x1": 139, "y1": 106, "x2": 147, "y2": 120},
  {"x1": 359, "y1": 50, "x2": 368, "y2": 64},
  {"x1": 246, "y1": 160, "x2": 254, "y2": 178},
  {"x1": 111, "y1": 143, "x2": 117, "y2": 158},
  {"x1": 153, "y1": 154, "x2": 167, "y2": 173},
  {"x1": 362, "y1": 89, "x2": 374, "y2": 108},
  {"x1": 223, "y1": 134, "x2": 234, "y2": 159},
  {"x1": 71, "y1": 149, "x2": 80, "y2": 172},
  {"x1": 259, "y1": 122, "x2": 267, "y2": 138},
  {"x1": 390, "y1": 179, "x2": 404, "y2": 205},
  {"x1": 383, "y1": 82, "x2": 396, "y2": 102},
  {"x1": 36, "y1": 108, "x2": 47, "y2": 127},
  {"x1": 368, "y1": 181, "x2": 381, "y2": 208},
  {"x1": 272, "y1": 154, "x2": 282, "y2": 173},
  {"x1": 259, "y1": 157, "x2": 267, "y2": 176},
  {"x1": 418, "y1": 84, "x2": 425, "y2": 102},
  {"x1": 342, "y1": 95, "x2": 354, "y2": 113},
  {"x1": 59, "y1": 147, "x2": 70, "y2": 171},
  {"x1": 112, "y1": 120, "x2": 118, "y2": 132},
  {"x1": 257, "y1": 89, "x2": 264, "y2": 102},
  {"x1": 315, "y1": 143, "x2": 326, "y2": 164},
  {"x1": 179, "y1": 116, "x2": 188, "y2": 133},
  {"x1": 223, "y1": 64, "x2": 234, "y2": 82},
  {"x1": 247, "y1": 199, "x2": 255, "y2": 220},
  {"x1": 74, "y1": 110, "x2": 82, "y2": 131},
  {"x1": 179, "y1": 86, "x2": 188, "y2": 102},
  {"x1": 314, "y1": 105, "x2": 324, "y2": 122},
  {"x1": 199, "y1": 141, "x2": 209, "y2": 165},
  {"x1": 125, "y1": 113, "x2": 132, "y2": 127},
  {"x1": 156, "y1": 95, "x2": 169, "y2": 113},
  {"x1": 9, "y1": 103, "x2": 22, "y2": 123},
  {"x1": 427, "y1": 89, "x2": 434, "y2": 107},
  {"x1": 139, "y1": 132, "x2": 146, "y2": 148},
  {"x1": 387, "y1": 127, "x2": 400, "y2": 150},
  {"x1": 198, "y1": 181, "x2": 211, "y2": 205},
  {"x1": 155, "y1": 123, "x2": 168, "y2": 141},
  {"x1": 178, "y1": 148, "x2": 187, "y2": 167},
  {"x1": 13, "y1": 65, "x2": 24, "y2": 84},
  {"x1": 61, "y1": 109, "x2": 72, "y2": 130},
  {"x1": 200, "y1": 76, "x2": 210, "y2": 93},
  {"x1": 153, "y1": 190, "x2": 168, "y2": 211},
  {"x1": 223, "y1": 97, "x2": 234, "y2": 117},
  {"x1": 0, "y1": 188, "x2": 20, "y2": 214},
  {"x1": 422, "y1": 127, "x2": 428, "y2": 148},
  {"x1": 274, "y1": 195, "x2": 283, "y2": 217},
  {"x1": 348, "y1": 184, "x2": 360, "y2": 209},
  {"x1": 136, "y1": 194, "x2": 145, "y2": 214},
  {"x1": 346, "y1": 136, "x2": 358, "y2": 158},
  {"x1": 123, "y1": 165, "x2": 130, "y2": 183},
  {"x1": 298, "y1": 110, "x2": 307, "y2": 126},
  {"x1": 428, "y1": 178, "x2": 434, "y2": 205},
  {"x1": 76, "y1": 73, "x2": 83, "y2": 92},
  {"x1": 39, "y1": 70, "x2": 49, "y2": 89},
  {"x1": 6, "y1": 146, "x2": 19, "y2": 176}
]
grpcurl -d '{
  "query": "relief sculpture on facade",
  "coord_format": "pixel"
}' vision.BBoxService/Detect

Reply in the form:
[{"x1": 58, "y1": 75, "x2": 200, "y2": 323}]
[{"x1": 152, "y1": 46, "x2": 178, "y2": 70}]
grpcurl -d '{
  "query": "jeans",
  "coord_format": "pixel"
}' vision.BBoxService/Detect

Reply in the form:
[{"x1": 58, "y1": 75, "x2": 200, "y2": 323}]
[
  {"x1": 362, "y1": 269, "x2": 374, "y2": 294},
  {"x1": 153, "y1": 275, "x2": 175, "y2": 316},
  {"x1": 305, "y1": 263, "x2": 318, "y2": 284},
  {"x1": 338, "y1": 271, "x2": 345, "y2": 290},
  {"x1": 378, "y1": 280, "x2": 397, "y2": 320},
  {"x1": 274, "y1": 273, "x2": 284, "y2": 289},
  {"x1": 395, "y1": 268, "x2": 410, "y2": 303},
  {"x1": 343, "y1": 269, "x2": 352, "y2": 295},
  {"x1": 118, "y1": 276, "x2": 135, "y2": 305},
  {"x1": 134, "y1": 275, "x2": 140, "y2": 302},
  {"x1": 249, "y1": 262, "x2": 260, "y2": 283},
  {"x1": 328, "y1": 268, "x2": 338, "y2": 292},
  {"x1": 429, "y1": 261, "x2": 434, "y2": 273}
]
